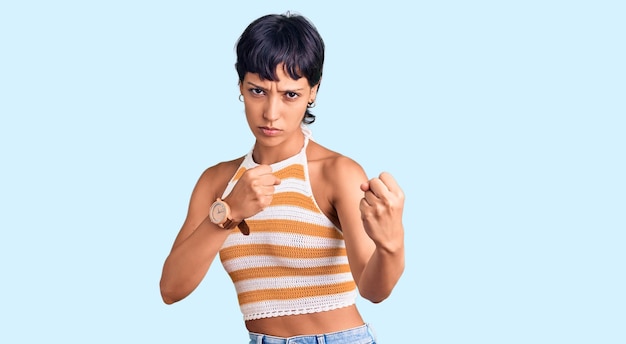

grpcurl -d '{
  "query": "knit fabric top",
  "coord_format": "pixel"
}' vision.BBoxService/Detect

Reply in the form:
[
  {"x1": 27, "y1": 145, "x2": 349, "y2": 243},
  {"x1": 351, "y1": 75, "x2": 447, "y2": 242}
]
[{"x1": 218, "y1": 127, "x2": 358, "y2": 321}]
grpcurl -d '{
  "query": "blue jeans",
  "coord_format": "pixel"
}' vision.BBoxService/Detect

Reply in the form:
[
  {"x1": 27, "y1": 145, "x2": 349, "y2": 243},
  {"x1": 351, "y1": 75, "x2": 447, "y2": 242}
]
[{"x1": 248, "y1": 323, "x2": 377, "y2": 344}]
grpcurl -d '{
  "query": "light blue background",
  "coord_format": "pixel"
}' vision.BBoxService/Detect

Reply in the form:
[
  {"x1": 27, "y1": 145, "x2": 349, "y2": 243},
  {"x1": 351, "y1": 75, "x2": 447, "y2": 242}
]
[{"x1": 1, "y1": 1, "x2": 624, "y2": 343}]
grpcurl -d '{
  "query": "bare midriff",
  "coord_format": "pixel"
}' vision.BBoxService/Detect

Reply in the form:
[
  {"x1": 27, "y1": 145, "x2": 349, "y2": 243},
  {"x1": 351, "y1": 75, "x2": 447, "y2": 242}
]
[{"x1": 245, "y1": 304, "x2": 364, "y2": 337}]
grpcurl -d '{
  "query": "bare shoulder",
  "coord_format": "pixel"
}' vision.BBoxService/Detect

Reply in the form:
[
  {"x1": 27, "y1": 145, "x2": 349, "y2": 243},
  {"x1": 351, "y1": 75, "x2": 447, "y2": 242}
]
[
  {"x1": 307, "y1": 141, "x2": 367, "y2": 210},
  {"x1": 169, "y1": 156, "x2": 244, "y2": 248},
  {"x1": 195, "y1": 156, "x2": 245, "y2": 199},
  {"x1": 200, "y1": 157, "x2": 244, "y2": 182},
  {"x1": 308, "y1": 141, "x2": 366, "y2": 180}
]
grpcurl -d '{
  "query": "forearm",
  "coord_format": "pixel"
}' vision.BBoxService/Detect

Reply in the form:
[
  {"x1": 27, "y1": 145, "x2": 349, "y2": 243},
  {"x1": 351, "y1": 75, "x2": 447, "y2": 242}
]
[
  {"x1": 357, "y1": 241, "x2": 405, "y2": 303},
  {"x1": 160, "y1": 218, "x2": 229, "y2": 304}
]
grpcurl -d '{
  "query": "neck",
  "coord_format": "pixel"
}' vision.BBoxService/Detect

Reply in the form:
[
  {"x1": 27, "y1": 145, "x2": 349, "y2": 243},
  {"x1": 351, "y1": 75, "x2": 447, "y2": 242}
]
[{"x1": 252, "y1": 131, "x2": 305, "y2": 165}]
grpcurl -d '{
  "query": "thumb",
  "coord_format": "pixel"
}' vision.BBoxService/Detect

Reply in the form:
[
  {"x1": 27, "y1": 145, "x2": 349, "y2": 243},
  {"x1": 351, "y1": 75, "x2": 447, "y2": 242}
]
[{"x1": 360, "y1": 182, "x2": 370, "y2": 192}]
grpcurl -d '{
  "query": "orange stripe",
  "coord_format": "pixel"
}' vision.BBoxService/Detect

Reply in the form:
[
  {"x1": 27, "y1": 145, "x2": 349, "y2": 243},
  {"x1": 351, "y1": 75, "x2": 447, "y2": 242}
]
[
  {"x1": 232, "y1": 167, "x2": 247, "y2": 182},
  {"x1": 220, "y1": 244, "x2": 346, "y2": 262},
  {"x1": 229, "y1": 264, "x2": 352, "y2": 282},
  {"x1": 244, "y1": 219, "x2": 342, "y2": 239},
  {"x1": 270, "y1": 192, "x2": 318, "y2": 212},
  {"x1": 273, "y1": 164, "x2": 305, "y2": 181},
  {"x1": 238, "y1": 281, "x2": 356, "y2": 305},
  {"x1": 232, "y1": 164, "x2": 304, "y2": 183}
]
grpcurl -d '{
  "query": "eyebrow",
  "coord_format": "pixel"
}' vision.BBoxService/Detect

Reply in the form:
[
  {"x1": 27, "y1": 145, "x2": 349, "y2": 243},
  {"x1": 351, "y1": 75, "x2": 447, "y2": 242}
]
[{"x1": 245, "y1": 81, "x2": 305, "y2": 93}]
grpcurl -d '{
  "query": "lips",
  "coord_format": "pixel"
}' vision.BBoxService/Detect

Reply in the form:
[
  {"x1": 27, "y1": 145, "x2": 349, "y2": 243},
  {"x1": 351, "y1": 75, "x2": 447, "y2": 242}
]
[{"x1": 260, "y1": 126, "x2": 281, "y2": 136}]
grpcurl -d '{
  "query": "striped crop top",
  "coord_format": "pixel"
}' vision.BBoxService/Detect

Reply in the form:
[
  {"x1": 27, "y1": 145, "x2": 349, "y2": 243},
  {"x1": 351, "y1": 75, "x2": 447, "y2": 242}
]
[{"x1": 218, "y1": 127, "x2": 357, "y2": 321}]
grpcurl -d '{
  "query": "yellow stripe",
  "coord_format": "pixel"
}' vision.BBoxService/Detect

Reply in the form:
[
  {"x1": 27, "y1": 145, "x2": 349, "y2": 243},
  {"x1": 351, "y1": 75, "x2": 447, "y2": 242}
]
[
  {"x1": 220, "y1": 244, "x2": 346, "y2": 262},
  {"x1": 238, "y1": 281, "x2": 356, "y2": 305},
  {"x1": 273, "y1": 164, "x2": 305, "y2": 181},
  {"x1": 244, "y1": 219, "x2": 342, "y2": 239},
  {"x1": 233, "y1": 164, "x2": 304, "y2": 183},
  {"x1": 271, "y1": 192, "x2": 318, "y2": 212},
  {"x1": 229, "y1": 264, "x2": 352, "y2": 282},
  {"x1": 232, "y1": 167, "x2": 247, "y2": 182}
]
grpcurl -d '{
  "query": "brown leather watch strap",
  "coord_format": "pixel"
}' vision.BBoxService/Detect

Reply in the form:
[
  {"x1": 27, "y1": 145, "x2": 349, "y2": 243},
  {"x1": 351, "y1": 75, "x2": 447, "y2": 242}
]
[
  {"x1": 237, "y1": 220, "x2": 250, "y2": 236},
  {"x1": 221, "y1": 218, "x2": 238, "y2": 230},
  {"x1": 222, "y1": 218, "x2": 250, "y2": 235}
]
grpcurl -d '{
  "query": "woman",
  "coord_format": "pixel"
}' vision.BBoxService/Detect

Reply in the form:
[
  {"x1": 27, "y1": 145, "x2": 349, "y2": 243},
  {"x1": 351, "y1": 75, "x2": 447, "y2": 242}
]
[{"x1": 160, "y1": 12, "x2": 405, "y2": 344}]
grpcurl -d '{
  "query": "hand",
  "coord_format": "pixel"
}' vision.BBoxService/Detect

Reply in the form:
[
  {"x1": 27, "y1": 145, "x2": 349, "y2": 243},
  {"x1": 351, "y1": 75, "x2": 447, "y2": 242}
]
[
  {"x1": 225, "y1": 165, "x2": 281, "y2": 221},
  {"x1": 359, "y1": 172, "x2": 405, "y2": 251}
]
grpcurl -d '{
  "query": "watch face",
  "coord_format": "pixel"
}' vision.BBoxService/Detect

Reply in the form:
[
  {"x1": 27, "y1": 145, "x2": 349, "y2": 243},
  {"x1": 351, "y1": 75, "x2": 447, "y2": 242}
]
[{"x1": 210, "y1": 202, "x2": 227, "y2": 224}]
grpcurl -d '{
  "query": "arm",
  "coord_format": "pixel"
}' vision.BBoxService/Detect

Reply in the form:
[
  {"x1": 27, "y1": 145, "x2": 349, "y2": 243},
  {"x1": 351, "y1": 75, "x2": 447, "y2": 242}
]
[
  {"x1": 357, "y1": 172, "x2": 405, "y2": 302},
  {"x1": 332, "y1": 159, "x2": 405, "y2": 303},
  {"x1": 159, "y1": 161, "x2": 281, "y2": 304},
  {"x1": 159, "y1": 164, "x2": 233, "y2": 304}
]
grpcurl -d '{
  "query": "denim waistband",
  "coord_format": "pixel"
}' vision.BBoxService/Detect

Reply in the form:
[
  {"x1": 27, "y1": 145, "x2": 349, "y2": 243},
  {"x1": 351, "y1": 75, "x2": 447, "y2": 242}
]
[{"x1": 249, "y1": 323, "x2": 376, "y2": 344}]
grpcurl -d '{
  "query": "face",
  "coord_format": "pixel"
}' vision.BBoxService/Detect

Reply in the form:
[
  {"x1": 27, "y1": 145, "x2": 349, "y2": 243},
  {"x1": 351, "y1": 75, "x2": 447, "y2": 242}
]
[{"x1": 239, "y1": 64, "x2": 318, "y2": 149}]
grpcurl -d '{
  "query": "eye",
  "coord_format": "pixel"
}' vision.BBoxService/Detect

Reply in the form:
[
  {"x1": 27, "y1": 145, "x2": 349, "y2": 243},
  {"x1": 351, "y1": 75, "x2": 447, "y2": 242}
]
[
  {"x1": 285, "y1": 91, "x2": 299, "y2": 100},
  {"x1": 249, "y1": 88, "x2": 265, "y2": 96}
]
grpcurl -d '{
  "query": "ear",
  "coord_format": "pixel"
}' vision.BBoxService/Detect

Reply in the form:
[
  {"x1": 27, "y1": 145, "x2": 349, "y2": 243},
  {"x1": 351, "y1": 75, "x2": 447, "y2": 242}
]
[{"x1": 311, "y1": 82, "x2": 320, "y2": 100}]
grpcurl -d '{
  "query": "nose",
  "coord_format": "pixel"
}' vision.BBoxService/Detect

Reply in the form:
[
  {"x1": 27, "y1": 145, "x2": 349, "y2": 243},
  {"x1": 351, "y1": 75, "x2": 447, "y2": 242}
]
[{"x1": 263, "y1": 95, "x2": 280, "y2": 122}]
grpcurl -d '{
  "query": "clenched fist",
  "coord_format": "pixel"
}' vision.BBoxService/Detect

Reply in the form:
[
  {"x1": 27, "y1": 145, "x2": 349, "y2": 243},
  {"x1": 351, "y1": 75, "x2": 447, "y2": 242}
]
[
  {"x1": 359, "y1": 172, "x2": 405, "y2": 251},
  {"x1": 224, "y1": 165, "x2": 281, "y2": 221}
]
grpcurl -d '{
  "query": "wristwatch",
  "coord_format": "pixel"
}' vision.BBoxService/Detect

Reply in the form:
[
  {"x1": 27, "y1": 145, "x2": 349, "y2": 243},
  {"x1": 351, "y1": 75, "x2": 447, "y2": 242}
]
[{"x1": 209, "y1": 198, "x2": 250, "y2": 235}]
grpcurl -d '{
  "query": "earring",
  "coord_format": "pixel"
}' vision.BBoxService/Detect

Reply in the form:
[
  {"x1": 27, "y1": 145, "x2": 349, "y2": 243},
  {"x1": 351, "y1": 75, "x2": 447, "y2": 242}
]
[
  {"x1": 239, "y1": 94, "x2": 244, "y2": 102},
  {"x1": 307, "y1": 100, "x2": 316, "y2": 108}
]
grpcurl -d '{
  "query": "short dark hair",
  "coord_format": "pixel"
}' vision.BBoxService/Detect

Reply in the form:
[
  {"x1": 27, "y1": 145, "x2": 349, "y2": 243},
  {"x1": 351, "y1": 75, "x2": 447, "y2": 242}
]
[{"x1": 235, "y1": 12, "x2": 325, "y2": 124}]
